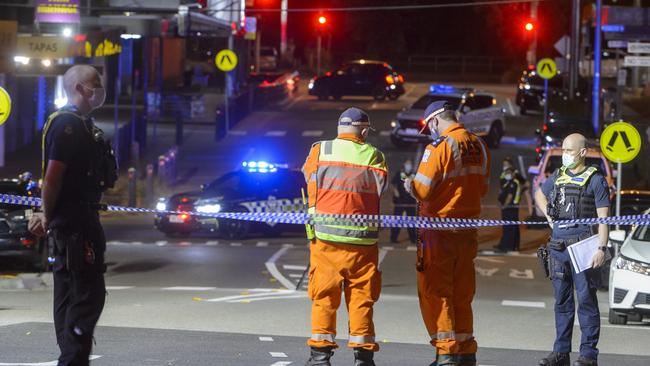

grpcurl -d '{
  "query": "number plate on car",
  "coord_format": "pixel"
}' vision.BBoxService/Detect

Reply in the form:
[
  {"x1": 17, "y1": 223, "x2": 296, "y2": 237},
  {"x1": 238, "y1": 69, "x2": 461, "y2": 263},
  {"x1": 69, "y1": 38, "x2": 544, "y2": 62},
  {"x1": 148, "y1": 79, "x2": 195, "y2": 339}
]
[{"x1": 403, "y1": 128, "x2": 420, "y2": 135}]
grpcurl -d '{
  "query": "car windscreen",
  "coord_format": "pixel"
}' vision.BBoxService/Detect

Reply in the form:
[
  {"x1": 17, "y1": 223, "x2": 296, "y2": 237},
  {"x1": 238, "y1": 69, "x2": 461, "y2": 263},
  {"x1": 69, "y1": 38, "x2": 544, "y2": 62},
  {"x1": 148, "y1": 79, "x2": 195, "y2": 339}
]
[
  {"x1": 412, "y1": 95, "x2": 462, "y2": 110},
  {"x1": 545, "y1": 157, "x2": 608, "y2": 176},
  {"x1": 632, "y1": 225, "x2": 650, "y2": 242},
  {"x1": 203, "y1": 170, "x2": 304, "y2": 197}
]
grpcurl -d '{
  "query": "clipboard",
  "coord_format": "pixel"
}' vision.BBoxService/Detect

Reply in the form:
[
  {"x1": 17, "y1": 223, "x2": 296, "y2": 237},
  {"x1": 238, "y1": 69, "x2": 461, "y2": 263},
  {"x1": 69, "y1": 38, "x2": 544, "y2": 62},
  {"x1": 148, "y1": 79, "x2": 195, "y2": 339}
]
[{"x1": 567, "y1": 234, "x2": 612, "y2": 274}]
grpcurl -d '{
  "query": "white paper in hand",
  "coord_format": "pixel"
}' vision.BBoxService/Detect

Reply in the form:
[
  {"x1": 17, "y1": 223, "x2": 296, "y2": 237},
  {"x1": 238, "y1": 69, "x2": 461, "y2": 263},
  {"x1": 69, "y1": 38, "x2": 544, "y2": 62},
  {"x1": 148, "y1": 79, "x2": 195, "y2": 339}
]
[{"x1": 567, "y1": 235, "x2": 609, "y2": 274}]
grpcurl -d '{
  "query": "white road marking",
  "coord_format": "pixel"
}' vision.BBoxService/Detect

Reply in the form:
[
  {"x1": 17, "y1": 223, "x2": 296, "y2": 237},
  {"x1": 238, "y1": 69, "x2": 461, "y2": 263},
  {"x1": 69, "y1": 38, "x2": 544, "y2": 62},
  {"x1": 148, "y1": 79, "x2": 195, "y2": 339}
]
[
  {"x1": 131, "y1": 241, "x2": 143, "y2": 245},
  {"x1": 257, "y1": 241, "x2": 269, "y2": 247},
  {"x1": 383, "y1": 246, "x2": 394, "y2": 251},
  {"x1": 155, "y1": 241, "x2": 167, "y2": 246},
  {"x1": 509, "y1": 269, "x2": 534, "y2": 280},
  {"x1": 230, "y1": 242, "x2": 243, "y2": 247},
  {"x1": 206, "y1": 290, "x2": 306, "y2": 303},
  {"x1": 270, "y1": 362, "x2": 293, "y2": 366},
  {"x1": 302, "y1": 130, "x2": 324, "y2": 137},
  {"x1": 0, "y1": 356, "x2": 102, "y2": 366},
  {"x1": 105, "y1": 286, "x2": 134, "y2": 290},
  {"x1": 283, "y1": 264, "x2": 307, "y2": 271},
  {"x1": 270, "y1": 352, "x2": 288, "y2": 358},
  {"x1": 206, "y1": 241, "x2": 219, "y2": 246},
  {"x1": 228, "y1": 130, "x2": 248, "y2": 136},
  {"x1": 378, "y1": 248, "x2": 389, "y2": 270},
  {"x1": 161, "y1": 287, "x2": 216, "y2": 291},
  {"x1": 289, "y1": 274, "x2": 303, "y2": 278},
  {"x1": 506, "y1": 98, "x2": 517, "y2": 116},
  {"x1": 259, "y1": 336, "x2": 274, "y2": 342},
  {"x1": 379, "y1": 130, "x2": 391, "y2": 136},
  {"x1": 502, "y1": 300, "x2": 546, "y2": 309},
  {"x1": 266, "y1": 130, "x2": 287, "y2": 137},
  {"x1": 475, "y1": 257, "x2": 506, "y2": 264},
  {"x1": 407, "y1": 246, "x2": 417, "y2": 251},
  {"x1": 475, "y1": 267, "x2": 499, "y2": 277},
  {"x1": 265, "y1": 247, "x2": 296, "y2": 289},
  {"x1": 282, "y1": 243, "x2": 294, "y2": 248}
]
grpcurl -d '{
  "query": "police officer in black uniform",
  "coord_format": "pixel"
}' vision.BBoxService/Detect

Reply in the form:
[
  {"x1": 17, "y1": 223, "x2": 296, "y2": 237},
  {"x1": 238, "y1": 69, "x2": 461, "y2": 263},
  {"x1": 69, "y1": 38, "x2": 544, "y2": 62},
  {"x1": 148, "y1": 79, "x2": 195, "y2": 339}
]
[
  {"x1": 390, "y1": 160, "x2": 417, "y2": 243},
  {"x1": 496, "y1": 167, "x2": 521, "y2": 252},
  {"x1": 534, "y1": 133, "x2": 609, "y2": 366},
  {"x1": 35, "y1": 65, "x2": 117, "y2": 366}
]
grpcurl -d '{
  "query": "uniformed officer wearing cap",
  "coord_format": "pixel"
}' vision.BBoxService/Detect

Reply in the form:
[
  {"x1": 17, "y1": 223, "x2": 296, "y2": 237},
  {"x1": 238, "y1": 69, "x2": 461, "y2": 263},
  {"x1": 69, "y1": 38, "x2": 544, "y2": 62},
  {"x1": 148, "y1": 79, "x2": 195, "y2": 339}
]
[
  {"x1": 404, "y1": 101, "x2": 490, "y2": 366},
  {"x1": 302, "y1": 107, "x2": 388, "y2": 366}
]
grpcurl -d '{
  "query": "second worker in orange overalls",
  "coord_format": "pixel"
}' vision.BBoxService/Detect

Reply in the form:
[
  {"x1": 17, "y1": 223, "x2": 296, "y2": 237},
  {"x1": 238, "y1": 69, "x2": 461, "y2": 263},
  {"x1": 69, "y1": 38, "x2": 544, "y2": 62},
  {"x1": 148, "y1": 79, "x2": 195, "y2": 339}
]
[{"x1": 404, "y1": 101, "x2": 491, "y2": 366}]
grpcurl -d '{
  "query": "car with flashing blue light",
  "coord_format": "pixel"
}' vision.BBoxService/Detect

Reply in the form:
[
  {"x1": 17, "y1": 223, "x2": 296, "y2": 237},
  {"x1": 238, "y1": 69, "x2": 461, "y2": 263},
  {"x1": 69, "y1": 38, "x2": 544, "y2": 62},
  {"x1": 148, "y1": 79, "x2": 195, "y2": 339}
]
[
  {"x1": 154, "y1": 162, "x2": 306, "y2": 239},
  {"x1": 390, "y1": 85, "x2": 506, "y2": 148},
  {"x1": 308, "y1": 60, "x2": 405, "y2": 101}
]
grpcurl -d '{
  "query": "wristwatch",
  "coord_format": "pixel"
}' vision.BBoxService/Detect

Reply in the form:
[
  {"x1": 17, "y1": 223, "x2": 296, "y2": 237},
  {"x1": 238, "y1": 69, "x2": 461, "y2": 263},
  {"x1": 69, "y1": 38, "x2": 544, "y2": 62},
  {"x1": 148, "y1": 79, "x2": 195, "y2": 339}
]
[{"x1": 598, "y1": 246, "x2": 607, "y2": 252}]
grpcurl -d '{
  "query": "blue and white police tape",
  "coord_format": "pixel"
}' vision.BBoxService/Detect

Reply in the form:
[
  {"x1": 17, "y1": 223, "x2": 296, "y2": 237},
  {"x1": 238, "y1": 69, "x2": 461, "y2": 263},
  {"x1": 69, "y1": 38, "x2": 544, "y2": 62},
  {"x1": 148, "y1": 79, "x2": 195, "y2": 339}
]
[{"x1": 2, "y1": 193, "x2": 649, "y2": 229}]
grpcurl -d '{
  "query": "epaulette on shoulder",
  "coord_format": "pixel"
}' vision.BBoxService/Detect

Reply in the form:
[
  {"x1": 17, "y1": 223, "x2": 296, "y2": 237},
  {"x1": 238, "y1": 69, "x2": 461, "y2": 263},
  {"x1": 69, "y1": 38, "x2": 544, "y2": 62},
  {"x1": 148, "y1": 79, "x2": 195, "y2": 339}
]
[{"x1": 430, "y1": 135, "x2": 447, "y2": 147}]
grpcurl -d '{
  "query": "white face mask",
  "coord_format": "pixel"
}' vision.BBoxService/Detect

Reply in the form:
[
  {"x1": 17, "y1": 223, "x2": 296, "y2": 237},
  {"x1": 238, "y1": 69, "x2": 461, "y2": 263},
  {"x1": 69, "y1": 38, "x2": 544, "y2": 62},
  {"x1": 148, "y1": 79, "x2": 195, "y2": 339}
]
[
  {"x1": 404, "y1": 162, "x2": 413, "y2": 173},
  {"x1": 428, "y1": 118, "x2": 440, "y2": 140},
  {"x1": 83, "y1": 84, "x2": 106, "y2": 110},
  {"x1": 562, "y1": 152, "x2": 579, "y2": 168},
  {"x1": 504, "y1": 174, "x2": 513, "y2": 180}
]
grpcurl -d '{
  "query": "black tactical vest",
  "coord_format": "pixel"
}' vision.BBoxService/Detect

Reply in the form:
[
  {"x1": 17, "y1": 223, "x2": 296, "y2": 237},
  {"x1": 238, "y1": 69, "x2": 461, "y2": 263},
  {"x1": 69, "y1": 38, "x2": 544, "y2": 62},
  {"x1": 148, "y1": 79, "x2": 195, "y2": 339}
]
[{"x1": 548, "y1": 166, "x2": 598, "y2": 220}]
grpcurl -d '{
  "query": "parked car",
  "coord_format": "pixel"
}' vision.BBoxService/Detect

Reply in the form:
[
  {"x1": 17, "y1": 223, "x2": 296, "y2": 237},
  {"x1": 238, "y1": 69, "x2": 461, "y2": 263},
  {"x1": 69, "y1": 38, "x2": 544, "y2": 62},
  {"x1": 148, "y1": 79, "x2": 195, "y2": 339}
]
[
  {"x1": 308, "y1": 60, "x2": 405, "y2": 101},
  {"x1": 0, "y1": 179, "x2": 48, "y2": 271},
  {"x1": 608, "y1": 212, "x2": 650, "y2": 325},
  {"x1": 534, "y1": 112, "x2": 597, "y2": 161},
  {"x1": 528, "y1": 147, "x2": 614, "y2": 218},
  {"x1": 516, "y1": 68, "x2": 563, "y2": 115},
  {"x1": 390, "y1": 85, "x2": 506, "y2": 148}
]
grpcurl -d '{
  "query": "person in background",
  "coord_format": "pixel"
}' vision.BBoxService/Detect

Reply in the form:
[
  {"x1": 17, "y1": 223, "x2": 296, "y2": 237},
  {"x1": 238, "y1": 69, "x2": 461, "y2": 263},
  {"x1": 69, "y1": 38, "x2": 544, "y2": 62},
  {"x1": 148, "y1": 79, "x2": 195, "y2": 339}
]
[
  {"x1": 391, "y1": 159, "x2": 417, "y2": 244},
  {"x1": 495, "y1": 167, "x2": 521, "y2": 252},
  {"x1": 500, "y1": 157, "x2": 532, "y2": 218}
]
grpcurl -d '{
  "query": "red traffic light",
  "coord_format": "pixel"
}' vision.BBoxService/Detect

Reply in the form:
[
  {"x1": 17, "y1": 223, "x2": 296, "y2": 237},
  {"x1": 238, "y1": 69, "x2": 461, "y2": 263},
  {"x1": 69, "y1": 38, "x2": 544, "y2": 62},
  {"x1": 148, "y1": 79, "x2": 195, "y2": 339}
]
[
  {"x1": 524, "y1": 22, "x2": 534, "y2": 32},
  {"x1": 318, "y1": 16, "x2": 327, "y2": 25}
]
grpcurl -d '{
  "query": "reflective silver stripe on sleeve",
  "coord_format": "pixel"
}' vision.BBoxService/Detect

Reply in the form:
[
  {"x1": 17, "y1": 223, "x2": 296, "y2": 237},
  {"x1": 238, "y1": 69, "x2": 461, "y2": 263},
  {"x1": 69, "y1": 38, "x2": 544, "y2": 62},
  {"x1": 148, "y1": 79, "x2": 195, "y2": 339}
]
[
  {"x1": 456, "y1": 333, "x2": 474, "y2": 342},
  {"x1": 349, "y1": 335, "x2": 376, "y2": 344},
  {"x1": 431, "y1": 331, "x2": 456, "y2": 340},
  {"x1": 311, "y1": 333, "x2": 336, "y2": 342},
  {"x1": 323, "y1": 141, "x2": 333, "y2": 155},
  {"x1": 314, "y1": 224, "x2": 379, "y2": 239},
  {"x1": 414, "y1": 172, "x2": 432, "y2": 186},
  {"x1": 309, "y1": 173, "x2": 317, "y2": 182}
]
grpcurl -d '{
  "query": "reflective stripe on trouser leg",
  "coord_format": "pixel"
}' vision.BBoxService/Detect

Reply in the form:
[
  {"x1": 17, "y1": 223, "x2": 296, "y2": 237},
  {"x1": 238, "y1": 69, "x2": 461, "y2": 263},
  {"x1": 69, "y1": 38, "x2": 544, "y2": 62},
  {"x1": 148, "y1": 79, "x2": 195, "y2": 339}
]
[
  {"x1": 417, "y1": 230, "x2": 478, "y2": 355},
  {"x1": 344, "y1": 244, "x2": 380, "y2": 352},
  {"x1": 349, "y1": 335, "x2": 375, "y2": 344},
  {"x1": 307, "y1": 240, "x2": 342, "y2": 349},
  {"x1": 311, "y1": 334, "x2": 336, "y2": 343}
]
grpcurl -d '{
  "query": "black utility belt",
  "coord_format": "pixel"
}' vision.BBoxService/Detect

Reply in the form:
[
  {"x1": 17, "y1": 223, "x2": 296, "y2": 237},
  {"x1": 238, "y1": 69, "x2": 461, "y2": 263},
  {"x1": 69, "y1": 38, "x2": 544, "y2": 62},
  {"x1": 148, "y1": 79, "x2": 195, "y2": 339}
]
[{"x1": 548, "y1": 233, "x2": 593, "y2": 251}]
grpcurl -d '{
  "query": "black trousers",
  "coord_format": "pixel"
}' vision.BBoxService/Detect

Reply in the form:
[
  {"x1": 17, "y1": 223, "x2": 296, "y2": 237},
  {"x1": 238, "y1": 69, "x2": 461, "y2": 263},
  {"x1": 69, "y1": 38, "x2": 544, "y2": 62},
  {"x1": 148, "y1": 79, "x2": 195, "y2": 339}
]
[
  {"x1": 390, "y1": 205, "x2": 417, "y2": 243},
  {"x1": 498, "y1": 207, "x2": 520, "y2": 251},
  {"x1": 54, "y1": 268, "x2": 106, "y2": 366}
]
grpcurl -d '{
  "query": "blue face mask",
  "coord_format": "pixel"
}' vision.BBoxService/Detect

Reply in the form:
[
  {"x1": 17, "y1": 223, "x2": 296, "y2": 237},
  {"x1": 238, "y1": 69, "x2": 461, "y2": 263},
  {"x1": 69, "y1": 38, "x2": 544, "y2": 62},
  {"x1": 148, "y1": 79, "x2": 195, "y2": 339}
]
[{"x1": 428, "y1": 119, "x2": 440, "y2": 140}]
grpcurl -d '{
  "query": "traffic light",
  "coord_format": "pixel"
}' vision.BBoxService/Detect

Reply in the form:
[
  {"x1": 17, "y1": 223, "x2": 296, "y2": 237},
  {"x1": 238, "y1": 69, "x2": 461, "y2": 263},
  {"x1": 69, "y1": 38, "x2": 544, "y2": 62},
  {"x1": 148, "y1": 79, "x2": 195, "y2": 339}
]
[
  {"x1": 318, "y1": 16, "x2": 327, "y2": 25},
  {"x1": 525, "y1": 22, "x2": 534, "y2": 32}
]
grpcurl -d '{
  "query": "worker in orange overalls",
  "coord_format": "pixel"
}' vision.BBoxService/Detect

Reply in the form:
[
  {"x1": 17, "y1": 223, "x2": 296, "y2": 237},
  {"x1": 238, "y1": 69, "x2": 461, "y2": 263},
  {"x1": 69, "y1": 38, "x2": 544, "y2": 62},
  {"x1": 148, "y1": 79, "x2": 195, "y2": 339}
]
[
  {"x1": 302, "y1": 107, "x2": 388, "y2": 366},
  {"x1": 404, "y1": 101, "x2": 490, "y2": 366}
]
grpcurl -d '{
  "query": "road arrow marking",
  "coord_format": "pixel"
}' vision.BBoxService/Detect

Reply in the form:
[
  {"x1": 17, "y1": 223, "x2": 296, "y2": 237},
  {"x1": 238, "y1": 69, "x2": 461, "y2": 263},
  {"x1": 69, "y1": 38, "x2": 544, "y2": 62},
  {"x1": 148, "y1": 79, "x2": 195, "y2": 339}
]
[
  {"x1": 270, "y1": 362, "x2": 293, "y2": 366},
  {"x1": 0, "y1": 355, "x2": 102, "y2": 365},
  {"x1": 270, "y1": 352, "x2": 288, "y2": 358},
  {"x1": 509, "y1": 269, "x2": 534, "y2": 280}
]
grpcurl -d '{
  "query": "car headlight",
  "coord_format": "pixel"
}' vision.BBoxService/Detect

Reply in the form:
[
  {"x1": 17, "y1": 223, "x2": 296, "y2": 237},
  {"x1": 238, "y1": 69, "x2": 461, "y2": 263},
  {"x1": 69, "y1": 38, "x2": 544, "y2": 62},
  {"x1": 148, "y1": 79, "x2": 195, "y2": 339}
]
[
  {"x1": 390, "y1": 120, "x2": 397, "y2": 128},
  {"x1": 545, "y1": 135, "x2": 553, "y2": 142},
  {"x1": 616, "y1": 256, "x2": 650, "y2": 276},
  {"x1": 308, "y1": 80, "x2": 314, "y2": 89},
  {"x1": 524, "y1": 83, "x2": 531, "y2": 90},
  {"x1": 196, "y1": 204, "x2": 222, "y2": 214},
  {"x1": 156, "y1": 200, "x2": 167, "y2": 211}
]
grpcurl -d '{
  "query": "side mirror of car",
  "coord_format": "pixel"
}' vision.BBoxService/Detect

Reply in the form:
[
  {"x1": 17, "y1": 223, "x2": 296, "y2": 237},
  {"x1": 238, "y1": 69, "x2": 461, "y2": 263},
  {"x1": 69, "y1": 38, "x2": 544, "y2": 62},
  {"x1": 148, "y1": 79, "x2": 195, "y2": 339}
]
[
  {"x1": 609, "y1": 230, "x2": 626, "y2": 244},
  {"x1": 528, "y1": 166, "x2": 540, "y2": 176}
]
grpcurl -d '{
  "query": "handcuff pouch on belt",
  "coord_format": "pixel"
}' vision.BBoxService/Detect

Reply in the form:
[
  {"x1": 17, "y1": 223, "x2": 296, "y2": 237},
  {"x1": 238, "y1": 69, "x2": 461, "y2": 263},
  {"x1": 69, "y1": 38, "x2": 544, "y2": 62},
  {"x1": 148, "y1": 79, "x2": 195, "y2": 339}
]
[
  {"x1": 48, "y1": 229, "x2": 96, "y2": 272},
  {"x1": 537, "y1": 246, "x2": 550, "y2": 279}
]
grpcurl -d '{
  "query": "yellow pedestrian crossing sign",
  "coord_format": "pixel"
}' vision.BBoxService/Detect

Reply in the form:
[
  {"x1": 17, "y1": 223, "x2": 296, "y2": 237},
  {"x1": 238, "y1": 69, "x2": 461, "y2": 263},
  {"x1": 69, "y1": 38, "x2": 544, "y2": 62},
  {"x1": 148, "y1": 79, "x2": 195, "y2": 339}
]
[
  {"x1": 0, "y1": 86, "x2": 11, "y2": 126},
  {"x1": 600, "y1": 121, "x2": 642, "y2": 163},
  {"x1": 215, "y1": 49, "x2": 238, "y2": 72},
  {"x1": 536, "y1": 58, "x2": 557, "y2": 80}
]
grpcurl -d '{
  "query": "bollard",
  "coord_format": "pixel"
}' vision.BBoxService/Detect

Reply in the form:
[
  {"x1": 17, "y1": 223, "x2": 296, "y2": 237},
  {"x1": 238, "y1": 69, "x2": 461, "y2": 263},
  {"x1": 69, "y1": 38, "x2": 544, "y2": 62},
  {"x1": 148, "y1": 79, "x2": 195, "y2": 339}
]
[
  {"x1": 128, "y1": 167, "x2": 137, "y2": 207},
  {"x1": 146, "y1": 164, "x2": 154, "y2": 206},
  {"x1": 158, "y1": 155, "x2": 166, "y2": 186}
]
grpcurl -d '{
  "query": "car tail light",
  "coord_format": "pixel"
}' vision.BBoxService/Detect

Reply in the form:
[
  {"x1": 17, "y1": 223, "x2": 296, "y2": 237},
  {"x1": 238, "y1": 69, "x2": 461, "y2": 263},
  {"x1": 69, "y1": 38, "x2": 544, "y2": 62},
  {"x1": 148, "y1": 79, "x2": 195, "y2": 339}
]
[
  {"x1": 385, "y1": 75, "x2": 395, "y2": 85},
  {"x1": 180, "y1": 214, "x2": 189, "y2": 221},
  {"x1": 325, "y1": 71, "x2": 332, "y2": 77},
  {"x1": 20, "y1": 238, "x2": 35, "y2": 247},
  {"x1": 419, "y1": 119, "x2": 426, "y2": 127},
  {"x1": 542, "y1": 124, "x2": 548, "y2": 132},
  {"x1": 535, "y1": 147, "x2": 541, "y2": 154},
  {"x1": 397, "y1": 74, "x2": 405, "y2": 83},
  {"x1": 181, "y1": 197, "x2": 189, "y2": 203}
]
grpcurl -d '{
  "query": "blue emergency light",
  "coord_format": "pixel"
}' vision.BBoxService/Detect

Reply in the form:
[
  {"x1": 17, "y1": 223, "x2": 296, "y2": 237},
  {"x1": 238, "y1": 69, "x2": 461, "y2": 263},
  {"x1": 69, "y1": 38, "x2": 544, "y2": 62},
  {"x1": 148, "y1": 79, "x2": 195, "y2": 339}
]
[
  {"x1": 429, "y1": 84, "x2": 457, "y2": 94},
  {"x1": 242, "y1": 161, "x2": 278, "y2": 173}
]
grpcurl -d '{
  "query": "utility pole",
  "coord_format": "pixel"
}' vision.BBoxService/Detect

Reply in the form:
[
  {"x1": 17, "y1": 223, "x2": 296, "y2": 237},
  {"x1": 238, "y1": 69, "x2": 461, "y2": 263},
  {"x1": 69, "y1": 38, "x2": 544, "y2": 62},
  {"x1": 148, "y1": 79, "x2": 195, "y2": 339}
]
[
  {"x1": 631, "y1": 0, "x2": 642, "y2": 88},
  {"x1": 569, "y1": 0, "x2": 580, "y2": 97},
  {"x1": 526, "y1": 1, "x2": 539, "y2": 65},
  {"x1": 592, "y1": 0, "x2": 603, "y2": 135},
  {"x1": 280, "y1": 0, "x2": 288, "y2": 61}
]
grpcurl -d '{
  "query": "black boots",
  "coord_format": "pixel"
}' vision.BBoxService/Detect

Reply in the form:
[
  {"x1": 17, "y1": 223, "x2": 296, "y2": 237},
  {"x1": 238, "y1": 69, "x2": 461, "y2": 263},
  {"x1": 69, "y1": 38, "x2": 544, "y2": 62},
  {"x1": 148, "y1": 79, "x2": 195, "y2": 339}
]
[
  {"x1": 305, "y1": 347, "x2": 334, "y2": 366},
  {"x1": 573, "y1": 356, "x2": 598, "y2": 366},
  {"x1": 429, "y1": 354, "x2": 459, "y2": 366},
  {"x1": 539, "y1": 352, "x2": 570, "y2": 366},
  {"x1": 458, "y1": 353, "x2": 477, "y2": 366},
  {"x1": 353, "y1": 348, "x2": 376, "y2": 366}
]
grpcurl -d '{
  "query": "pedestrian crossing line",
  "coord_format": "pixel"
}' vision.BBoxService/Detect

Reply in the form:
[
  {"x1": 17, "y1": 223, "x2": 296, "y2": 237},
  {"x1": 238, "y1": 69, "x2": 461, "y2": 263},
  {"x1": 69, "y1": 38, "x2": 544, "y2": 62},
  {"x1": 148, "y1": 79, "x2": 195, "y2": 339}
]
[
  {"x1": 281, "y1": 243, "x2": 294, "y2": 248},
  {"x1": 266, "y1": 130, "x2": 287, "y2": 137},
  {"x1": 269, "y1": 352, "x2": 288, "y2": 358},
  {"x1": 257, "y1": 241, "x2": 269, "y2": 247},
  {"x1": 501, "y1": 300, "x2": 545, "y2": 309},
  {"x1": 106, "y1": 286, "x2": 135, "y2": 290},
  {"x1": 283, "y1": 264, "x2": 307, "y2": 271},
  {"x1": 230, "y1": 243, "x2": 243, "y2": 247},
  {"x1": 407, "y1": 246, "x2": 417, "y2": 251},
  {"x1": 288, "y1": 274, "x2": 303, "y2": 278},
  {"x1": 161, "y1": 287, "x2": 217, "y2": 291},
  {"x1": 155, "y1": 241, "x2": 167, "y2": 246},
  {"x1": 205, "y1": 241, "x2": 219, "y2": 246},
  {"x1": 259, "y1": 336, "x2": 274, "y2": 342},
  {"x1": 302, "y1": 130, "x2": 324, "y2": 137}
]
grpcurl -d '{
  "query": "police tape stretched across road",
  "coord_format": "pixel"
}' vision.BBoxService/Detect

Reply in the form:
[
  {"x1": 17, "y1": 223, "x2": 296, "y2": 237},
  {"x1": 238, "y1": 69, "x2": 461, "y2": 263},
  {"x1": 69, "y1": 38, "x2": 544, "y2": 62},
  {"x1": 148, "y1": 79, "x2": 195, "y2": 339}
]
[{"x1": 2, "y1": 193, "x2": 649, "y2": 229}]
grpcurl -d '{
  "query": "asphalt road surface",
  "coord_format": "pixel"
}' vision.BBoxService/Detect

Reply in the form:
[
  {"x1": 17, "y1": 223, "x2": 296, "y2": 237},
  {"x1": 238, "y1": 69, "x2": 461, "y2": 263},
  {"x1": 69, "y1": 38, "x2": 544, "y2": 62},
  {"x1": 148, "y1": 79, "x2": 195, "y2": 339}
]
[{"x1": 1, "y1": 81, "x2": 648, "y2": 366}]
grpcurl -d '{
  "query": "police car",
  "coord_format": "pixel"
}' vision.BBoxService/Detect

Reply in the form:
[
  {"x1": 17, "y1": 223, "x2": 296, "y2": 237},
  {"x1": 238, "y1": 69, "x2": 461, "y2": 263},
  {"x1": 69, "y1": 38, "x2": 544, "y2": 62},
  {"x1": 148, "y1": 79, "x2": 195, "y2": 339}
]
[
  {"x1": 154, "y1": 162, "x2": 306, "y2": 239},
  {"x1": 390, "y1": 85, "x2": 506, "y2": 148}
]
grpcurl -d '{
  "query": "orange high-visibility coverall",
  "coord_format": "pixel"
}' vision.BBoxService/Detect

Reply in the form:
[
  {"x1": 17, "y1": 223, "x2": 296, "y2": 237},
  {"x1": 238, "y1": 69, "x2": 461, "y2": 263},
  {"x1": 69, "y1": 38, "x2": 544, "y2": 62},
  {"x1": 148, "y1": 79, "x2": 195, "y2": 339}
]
[
  {"x1": 302, "y1": 134, "x2": 388, "y2": 352},
  {"x1": 411, "y1": 123, "x2": 490, "y2": 355}
]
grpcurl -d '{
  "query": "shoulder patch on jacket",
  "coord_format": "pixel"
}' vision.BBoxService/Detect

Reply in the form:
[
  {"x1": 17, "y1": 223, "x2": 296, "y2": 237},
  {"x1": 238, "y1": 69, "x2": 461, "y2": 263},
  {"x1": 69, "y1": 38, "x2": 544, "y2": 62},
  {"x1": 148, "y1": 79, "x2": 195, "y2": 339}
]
[{"x1": 421, "y1": 149, "x2": 431, "y2": 163}]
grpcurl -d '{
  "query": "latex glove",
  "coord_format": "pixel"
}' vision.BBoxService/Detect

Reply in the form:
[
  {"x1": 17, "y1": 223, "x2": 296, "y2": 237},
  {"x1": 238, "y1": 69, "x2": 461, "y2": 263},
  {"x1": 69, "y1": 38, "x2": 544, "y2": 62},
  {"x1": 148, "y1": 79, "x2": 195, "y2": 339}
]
[
  {"x1": 590, "y1": 249, "x2": 606, "y2": 269},
  {"x1": 403, "y1": 178, "x2": 415, "y2": 199},
  {"x1": 28, "y1": 212, "x2": 47, "y2": 238}
]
